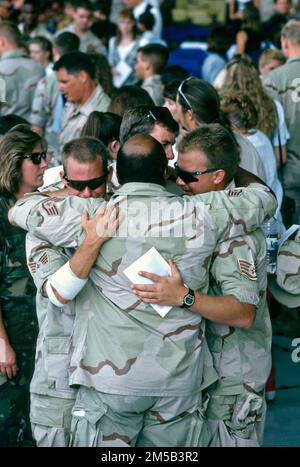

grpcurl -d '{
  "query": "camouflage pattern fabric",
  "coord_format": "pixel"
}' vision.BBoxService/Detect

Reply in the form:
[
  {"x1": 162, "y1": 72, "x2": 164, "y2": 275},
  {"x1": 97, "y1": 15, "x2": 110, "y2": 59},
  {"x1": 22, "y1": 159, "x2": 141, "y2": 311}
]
[
  {"x1": 265, "y1": 56, "x2": 300, "y2": 191},
  {"x1": 70, "y1": 386, "x2": 211, "y2": 447},
  {"x1": 276, "y1": 227, "x2": 300, "y2": 295},
  {"x1": 0, "y1": 196, "x2": 38, "y2": 447},
  {"x1": 204, "y1": 227, "x2": 272, "y2": 446},
  {"x1": 31, "y1": 394, "x2": 74, "y2": 447},
  {"x1": 0, "y1": 49, "x2": 44, "y2": 120},
  {"x1": 10, "y1": 183, "x2": 276, "y2": 397},
  {"x1": 59, "y1": 84, "x2": 111, "y2": 148}
]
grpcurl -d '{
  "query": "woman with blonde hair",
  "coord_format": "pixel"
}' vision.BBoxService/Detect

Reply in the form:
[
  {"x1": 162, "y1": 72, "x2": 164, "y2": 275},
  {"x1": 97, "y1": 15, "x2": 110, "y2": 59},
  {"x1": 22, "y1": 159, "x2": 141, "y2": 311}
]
[{"x1": 219, "y1": 54, "x2": 289, "y2": 165}]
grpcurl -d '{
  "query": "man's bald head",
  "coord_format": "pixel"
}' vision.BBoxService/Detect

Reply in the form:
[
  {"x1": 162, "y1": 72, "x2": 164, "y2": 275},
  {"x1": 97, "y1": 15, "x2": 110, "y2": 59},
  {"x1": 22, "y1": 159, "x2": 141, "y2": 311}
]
[{"x1": 117, "y1": 134, "x2": 168, "y2": 185}]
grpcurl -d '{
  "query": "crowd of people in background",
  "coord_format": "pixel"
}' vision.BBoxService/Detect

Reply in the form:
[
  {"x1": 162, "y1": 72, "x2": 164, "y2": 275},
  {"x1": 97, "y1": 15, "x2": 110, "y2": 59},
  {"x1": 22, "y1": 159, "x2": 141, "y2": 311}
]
[{"x1": 0, "y1": 0, "x2": 299, "y2": 448}]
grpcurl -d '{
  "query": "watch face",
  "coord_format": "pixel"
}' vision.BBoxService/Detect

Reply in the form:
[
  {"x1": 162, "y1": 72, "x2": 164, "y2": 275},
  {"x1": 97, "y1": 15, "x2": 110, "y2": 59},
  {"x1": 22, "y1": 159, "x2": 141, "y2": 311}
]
[{"x1": 184, "y1": 294, "x2": 195, "y2": 306}]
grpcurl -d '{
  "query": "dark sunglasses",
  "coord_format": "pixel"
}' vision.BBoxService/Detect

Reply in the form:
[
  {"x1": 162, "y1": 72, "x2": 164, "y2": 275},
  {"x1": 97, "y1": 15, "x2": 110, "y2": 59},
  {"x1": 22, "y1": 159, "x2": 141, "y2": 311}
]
[
  {"x1": 174, "y1": 162, "x2": 221, "y2": 183},
  {"x1": 64, "y1": 175, "x2": 106, "y2": 191},
  {"x1": 23, "y1": 151, "x2": 47, "y2": 165}
]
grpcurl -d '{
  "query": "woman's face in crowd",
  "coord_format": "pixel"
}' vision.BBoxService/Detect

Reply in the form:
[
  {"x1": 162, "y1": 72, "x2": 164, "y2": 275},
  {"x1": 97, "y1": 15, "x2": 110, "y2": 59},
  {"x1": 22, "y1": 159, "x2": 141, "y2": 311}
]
[{"x1": 21, "y1": 142, "x2": 47, "y2": 192}]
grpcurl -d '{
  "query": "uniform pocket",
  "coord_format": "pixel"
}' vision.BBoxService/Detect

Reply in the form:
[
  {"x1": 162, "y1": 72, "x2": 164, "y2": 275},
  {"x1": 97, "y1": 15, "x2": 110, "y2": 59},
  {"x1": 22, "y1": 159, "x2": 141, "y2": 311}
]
[
  {"x1": 70, "y1": 402, "x2": 107, "y2": 447},
  {"x1": 46, "y1": 336, "x2": 72, "y2": 392}
]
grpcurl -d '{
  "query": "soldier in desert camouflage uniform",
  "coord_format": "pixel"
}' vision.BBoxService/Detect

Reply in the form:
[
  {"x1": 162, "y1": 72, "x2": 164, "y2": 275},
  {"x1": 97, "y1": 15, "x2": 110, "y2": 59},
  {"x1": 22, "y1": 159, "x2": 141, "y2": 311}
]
[
  {"x1": 0, "y1": 125, "x2": 47, "y2": 447},
  {"x1": 132, "y1": 126, "x2": 272, "y2": 446},
  {"x1": 264, "y1": 20, "x2": 300, "y2": 224},
  {"x1": 22, "y1": 138, "x2": 113, "y2": 447},
  {"x1": 10, "y1": 134, "x2": 276, "y2": 447},
  {"x1": 0, "y1": 22, "x2": 44, "y2": 120}
]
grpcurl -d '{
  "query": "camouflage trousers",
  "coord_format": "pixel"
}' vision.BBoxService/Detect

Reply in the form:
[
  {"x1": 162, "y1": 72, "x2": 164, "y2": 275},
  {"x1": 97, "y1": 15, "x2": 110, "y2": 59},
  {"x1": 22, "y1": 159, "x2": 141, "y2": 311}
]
[
  {"x1": 31, "y1": 394, "x2": 75, "y2": 447},
  {"x1": 0, "y1": 348, "x2": 36, "y2": 447},
  {"x1": 206, "y1": 388, "x2": 267, "y2": 447},
  {"x1": 70, "y1": 387, "x2": 211, "y2": 447}
]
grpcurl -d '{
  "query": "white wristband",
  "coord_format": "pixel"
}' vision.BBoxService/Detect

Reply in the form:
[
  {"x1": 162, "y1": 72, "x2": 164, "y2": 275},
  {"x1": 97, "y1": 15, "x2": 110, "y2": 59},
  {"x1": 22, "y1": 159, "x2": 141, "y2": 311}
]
[
  {"x1": 49, "y1": 261, "x2": 88, "y2": 301},
  {"x1": 45, "y1": 280, "x2": 65, "y2": 308}
]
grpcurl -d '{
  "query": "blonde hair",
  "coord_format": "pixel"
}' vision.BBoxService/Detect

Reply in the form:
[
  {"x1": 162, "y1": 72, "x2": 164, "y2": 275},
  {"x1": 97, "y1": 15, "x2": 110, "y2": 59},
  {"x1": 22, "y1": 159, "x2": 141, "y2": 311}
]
[
  {"x1": 220, "y1": 90, "x2": 258, "y2": 130},
  {"x1": 258, "y1": 48, "x2": 286, "y2": 69},
  {"x1": 221, "y1": 54, "x2": 277, "y2": 137}
]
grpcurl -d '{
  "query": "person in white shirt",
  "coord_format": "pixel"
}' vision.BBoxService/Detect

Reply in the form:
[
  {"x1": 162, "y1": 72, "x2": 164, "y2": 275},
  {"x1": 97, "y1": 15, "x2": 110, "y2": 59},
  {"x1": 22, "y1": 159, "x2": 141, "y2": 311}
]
[{"x1": 108, "y1": 8, "x2": 140, "y2": 88}]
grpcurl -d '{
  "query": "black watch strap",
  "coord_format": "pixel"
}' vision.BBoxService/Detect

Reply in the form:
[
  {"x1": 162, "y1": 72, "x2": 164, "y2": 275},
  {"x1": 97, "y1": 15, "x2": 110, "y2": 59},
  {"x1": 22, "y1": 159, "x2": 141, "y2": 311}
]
[{"x1": 180, "y1": 288, "x2": 195, "y2": 308}]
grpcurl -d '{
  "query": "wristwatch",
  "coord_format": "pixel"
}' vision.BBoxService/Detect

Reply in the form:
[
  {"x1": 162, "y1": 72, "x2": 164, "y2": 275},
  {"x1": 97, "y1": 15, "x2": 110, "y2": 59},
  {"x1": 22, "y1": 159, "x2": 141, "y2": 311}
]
[{"x1": 180, "y1": 288, "x2": 195, "y2": 308}]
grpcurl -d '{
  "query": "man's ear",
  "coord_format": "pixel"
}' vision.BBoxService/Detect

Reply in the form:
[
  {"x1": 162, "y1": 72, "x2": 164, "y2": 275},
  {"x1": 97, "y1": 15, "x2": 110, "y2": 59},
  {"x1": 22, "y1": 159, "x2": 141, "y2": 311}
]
[
  {"x1": 108, "y1": 140, "x2": 120, "y2": 160},
  {"x1": 78, "y1": 70, "x2": 88, "y2": 83},
  {"x1": 144, "y1": 58, "x2": 152, "y2": 73},
  {"x1": 213, "y1": 169, "x2": 226, "y2": 186},
  {"x1": 0, "y1": 36, "x2": 6, "y2": 50}
]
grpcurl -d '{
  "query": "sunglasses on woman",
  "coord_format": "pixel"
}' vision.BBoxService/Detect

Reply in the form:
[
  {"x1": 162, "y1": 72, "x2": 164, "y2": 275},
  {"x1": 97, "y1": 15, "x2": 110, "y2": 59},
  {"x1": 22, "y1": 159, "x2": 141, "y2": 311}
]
[
  {"x1": 64, "y1": 175, "x2": 107, "y2": 191},
  {"x1": 23, "y1": 151, "x2": 47, "y2": 165}
]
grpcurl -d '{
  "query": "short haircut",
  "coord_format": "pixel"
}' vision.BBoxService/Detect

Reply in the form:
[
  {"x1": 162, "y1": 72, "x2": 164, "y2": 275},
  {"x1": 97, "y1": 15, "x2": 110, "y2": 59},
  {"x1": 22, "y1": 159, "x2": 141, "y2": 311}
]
[
  {"x1": 53, "y1": 51, "x2": 96, "y2": 79},
  {"x1": 178, "y1": 124, "x2": 240, "y2": 184},
  {"x1": 107, "y1": 85, "x2": 154, "y2": 117},
  {"x1": 258, "y1": 47, "x2": 286, "y2": 68},
  {"x1": 0, "y1": 21, "x2": 21, "y2": 46},
  {"x1": 73, "y1": 0, "x2": 92, "y2": 11},
  {"x1": 120, "y1": 105, "x2": 179, "y2": 144},
  {"x1": 54, "y1": 31, "x2": 80, "y2": 56},
  {"x1": 28, "y1": 36, "x2": 53, "y2": 62},
  {"x1": 138, "y1": 44, "x2": 169, "y2": 75},
  {"x1": 281, "y1": 19, "x2": 300, "y2": 45},
  {"x1": 117, "y1": 134, "x2": 168, "y2": 186},
  {"x1": 220, "y1": 91, "x2": 258, "y2": 130},
  {"x1": 62, "y1": 136, "x2": 109, "y2": 174},
  {"x1": 81, "y1": 111, "x2": 122, "y2": 145},
  {"x1": 0, "y1": 124, "x2": 47, "y2": 196}
]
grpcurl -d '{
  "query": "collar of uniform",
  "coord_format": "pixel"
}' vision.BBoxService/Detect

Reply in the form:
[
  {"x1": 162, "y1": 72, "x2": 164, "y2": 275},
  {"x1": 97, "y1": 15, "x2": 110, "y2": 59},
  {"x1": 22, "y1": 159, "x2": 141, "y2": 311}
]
[
  {"x1": 1, "y1": 48, "x2": 27, "y2": 60},
  {"x1": 111, "y1": 182, "x2": 176, "y2": 198},
  {"x1": 286, "y1": 55, "x2": 300, "y2": 65},
  {"x1": 69, "y1": 85, "x2": 104, "y2": 117},
  {"x1": 225, "y1": 180, "x2": 236, "y2": 190}
]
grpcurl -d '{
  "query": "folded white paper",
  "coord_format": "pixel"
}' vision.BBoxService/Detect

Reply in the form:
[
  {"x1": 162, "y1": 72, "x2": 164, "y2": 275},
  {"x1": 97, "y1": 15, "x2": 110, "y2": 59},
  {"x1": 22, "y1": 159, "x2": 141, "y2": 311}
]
[
  {"x1": 124, "y1": 247, "x2": 172, "y2": 317},
  {"x1": 113, "y1": 60, "x2": 132, "y2": 88}
]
